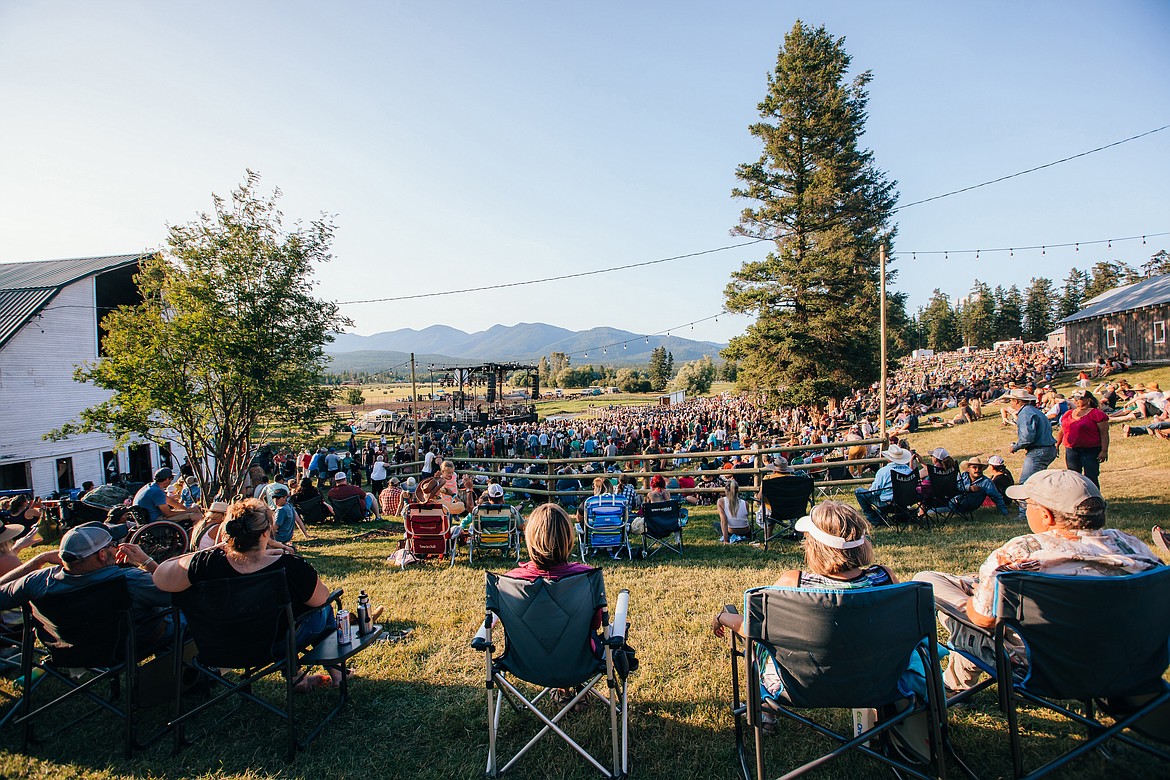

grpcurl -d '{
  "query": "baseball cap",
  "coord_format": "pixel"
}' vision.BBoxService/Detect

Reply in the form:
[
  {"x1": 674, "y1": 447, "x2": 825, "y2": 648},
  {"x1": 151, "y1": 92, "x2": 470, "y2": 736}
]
[
  {"x1": 59, "y1": 521, "x2": 130, "y2": 563},
  {"x1": 153, "y1": 467, "x2": 173, "y2": 482},
  {"x1": 487, "y1": 483, "x2": 504, "y2": 498},
  {"x1": 334, "y1": 472, "x2": 348, "y2": 482},
  {"x1": 405, "y1": 477, "x2": 417, "y2": 491},
  {"x1": 269, "y1": 483, "x2": 290, "y2": 498},
  {"x1": 987, "y1": 455, "x2": 1005, "y2": 466},
  {"x1": 931, "y1": 448, "x2": 950, "y2": 461},
  {"x1": 1006, "y1": 470, "x2": 1103, "y2": 516}
]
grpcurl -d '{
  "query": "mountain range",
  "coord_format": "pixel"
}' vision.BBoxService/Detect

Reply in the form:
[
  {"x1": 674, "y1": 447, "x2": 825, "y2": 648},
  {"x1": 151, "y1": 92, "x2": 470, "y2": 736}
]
[{"x1": 325, "y1": 323, "x2": 724, "y2": 373}]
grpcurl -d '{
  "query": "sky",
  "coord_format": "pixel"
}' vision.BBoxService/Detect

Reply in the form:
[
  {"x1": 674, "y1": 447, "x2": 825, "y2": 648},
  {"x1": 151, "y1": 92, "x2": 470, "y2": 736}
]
[{"x1": 1, "y1": 1, "x2": 1168, "y2": 354}]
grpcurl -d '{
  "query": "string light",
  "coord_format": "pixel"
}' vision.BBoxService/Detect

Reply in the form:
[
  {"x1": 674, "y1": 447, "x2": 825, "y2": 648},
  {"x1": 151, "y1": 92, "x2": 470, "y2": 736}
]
[
  {"x1": 1009, "y1": 248, "x2": 1014, "y2": 257},
  {"x1": 1076, "y1": 243, "x2": 1079, "y2": 252},
  {"x1": 1042, "y1": 246, "x2": 1046, "y2": 255},
  {"x1": 1108, "y1": 240, "x2": 1112, "y2": 250}
]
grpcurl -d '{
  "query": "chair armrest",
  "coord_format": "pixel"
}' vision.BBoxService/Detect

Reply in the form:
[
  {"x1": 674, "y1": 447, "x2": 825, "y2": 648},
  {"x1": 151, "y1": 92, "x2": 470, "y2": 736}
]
[
  {"x1": 608, "y1": 589, "x2": 630, "y2": 645},
  {"x1": 328, "y1": 588, "x2": 344, "y2": 609},
  {"x1": 936, "y1": 598, "x2": 992, "y2": 638},
  {"x1": 471, "y1": 613, "x2": 498, "y2": 651}
]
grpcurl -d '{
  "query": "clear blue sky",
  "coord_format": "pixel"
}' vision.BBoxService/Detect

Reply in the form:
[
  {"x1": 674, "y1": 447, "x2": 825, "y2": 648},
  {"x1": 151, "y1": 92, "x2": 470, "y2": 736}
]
[{"x1": 1, "y1": 1, "x2": 1167, "y2": 348}]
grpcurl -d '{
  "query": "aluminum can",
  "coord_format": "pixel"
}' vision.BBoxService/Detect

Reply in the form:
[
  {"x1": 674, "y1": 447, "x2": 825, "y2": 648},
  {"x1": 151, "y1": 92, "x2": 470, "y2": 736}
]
[{"x1": 336, "y1": 609, "x2": 352, "y2": 644}]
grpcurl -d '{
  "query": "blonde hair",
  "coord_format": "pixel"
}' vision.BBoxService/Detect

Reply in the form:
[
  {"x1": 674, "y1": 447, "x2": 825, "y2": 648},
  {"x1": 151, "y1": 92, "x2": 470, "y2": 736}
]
[
  {"x1": 723, "y1": 480, "x2": 740, "y2": 507},
  {"x1": 524, "y1": 503, "x2": 576, "y2": 570},
  {"x1": 592, "y1": 477, "x2": 608, "y2": 494},
  {"x1": 222, "y1": 498, "x2": 274, "y2": 553},
  {"x1": 801, "y1": 501, "x2": 874, "y2": 576}
]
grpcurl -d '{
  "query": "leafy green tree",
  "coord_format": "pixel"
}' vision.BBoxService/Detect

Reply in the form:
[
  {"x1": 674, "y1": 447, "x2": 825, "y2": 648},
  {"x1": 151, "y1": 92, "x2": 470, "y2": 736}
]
[
  {"x1": 668, "y1": 356, "x2": 717, "y2": 396},
  {"x1": 722, "y1": 21, "x2": 898, "y2": 406},
  {"x1": 341, "y1": 387, "x2": 365, "y2": 406},
  {"x1": 1022, "y1": 277, "x2": 1057, "y2": 341},
  {"x1": 50, "y1": 172, "x2": 348, "y2": 499},
  {"x1": 720, "y1": 359, "x2": 739, "y2": 383},
  {"x1": 615, "y1": 368, "x2": 644, "y2": 393},
  {"x1": 647, "y1": 346, "x2": 671, "y2": 391},
  {"x1": 919, "y1": 289, "x2": 959, "y2": 351}
]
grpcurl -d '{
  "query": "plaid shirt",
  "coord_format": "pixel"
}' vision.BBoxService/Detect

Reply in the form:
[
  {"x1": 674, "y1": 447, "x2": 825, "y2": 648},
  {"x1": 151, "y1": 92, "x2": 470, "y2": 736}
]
[
  {"x1": 379, "y1": 485, "x2": 406, "y2": 516},
  {"x1": 616, "y1": 483, "x2": 641, "y2": 510}
]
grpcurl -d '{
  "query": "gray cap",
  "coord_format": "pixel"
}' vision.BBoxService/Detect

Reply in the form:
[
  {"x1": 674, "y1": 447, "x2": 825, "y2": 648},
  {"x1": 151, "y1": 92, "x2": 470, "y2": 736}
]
[{"x1": 60, "y1": 521, "x2": 129, "y2": 563}]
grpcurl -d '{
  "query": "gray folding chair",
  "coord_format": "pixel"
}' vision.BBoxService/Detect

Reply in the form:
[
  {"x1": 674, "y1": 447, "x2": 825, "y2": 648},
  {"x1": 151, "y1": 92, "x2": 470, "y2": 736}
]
[
  {"x1": 728, "y1": 582, "x2": 949, "y2": 779},
  {"x1": 471, "y1": 569, "x2": 633, "y2": 778}
]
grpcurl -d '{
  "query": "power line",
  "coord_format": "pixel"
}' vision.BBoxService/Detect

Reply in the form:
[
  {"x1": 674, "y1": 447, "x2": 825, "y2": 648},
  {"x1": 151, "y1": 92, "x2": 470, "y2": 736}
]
[
  {"x1": 336, "y1": 241, "x2": 765, "y2": 306},
  {"x1": 894, "y1": 124, "x2": 1169, "y2": 211}
]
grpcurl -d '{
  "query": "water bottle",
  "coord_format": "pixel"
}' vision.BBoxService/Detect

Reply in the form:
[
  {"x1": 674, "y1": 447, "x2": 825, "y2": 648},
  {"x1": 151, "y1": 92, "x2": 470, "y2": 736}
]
[{"x1": 357, "y1": 590, "x2": 373, "y2": 635}]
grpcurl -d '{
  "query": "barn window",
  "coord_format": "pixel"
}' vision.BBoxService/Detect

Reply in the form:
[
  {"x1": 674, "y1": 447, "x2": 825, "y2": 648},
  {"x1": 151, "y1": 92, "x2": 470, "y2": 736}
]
[
  {"x1": 1156, "y1": 321, "x2": 1167, "y2": 345},
  {"x1": 1105, "y1": 326, "x2": 1117, "y2": 349}
]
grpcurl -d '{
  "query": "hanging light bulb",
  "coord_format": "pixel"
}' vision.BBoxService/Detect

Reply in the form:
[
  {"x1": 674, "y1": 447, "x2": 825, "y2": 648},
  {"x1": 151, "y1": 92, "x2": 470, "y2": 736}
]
[
  {"x1": 912, "y1": 252, "x2": 916, "y2": 262},
  {"x1": 1042, "y1": 246, "x2": 1046, "y2": 255},
  {"x1": 645, "y1": 336, "x2": 649, "y2": 344},
  {"x1": 1107, "y1": 240, "x2": 1112, "y2": 250},
  {"x1": 623, "y1": 342, "x2": 627, "y2": 350},
  {"x1": 976, "y1": 250, "x2": 980, "y2": 261},
  {"x1": 584, "y1": 352, "x2": 589, "y2": 358},
  {"x1": 1143, "y1": 235, "x2": 1147, "y2": 245},
  {"x1": 1075, "y1": 243, "x2": 1079, "y2": 252},
  {"x1": 944, "y1": 251, "x2": 948, "y2": 261},
  {"x1": 603, "y1": 347, "x2": 607, "y2": 354},
  {"x1": 1009, "y1": 248, "x2": 1014, "y2": 258}
]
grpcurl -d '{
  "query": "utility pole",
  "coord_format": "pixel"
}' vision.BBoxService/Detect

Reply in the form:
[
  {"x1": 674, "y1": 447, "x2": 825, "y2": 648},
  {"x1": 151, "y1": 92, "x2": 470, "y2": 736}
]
[
  {"x1": 879, "y1": 244, "x2": 888, "y2": 444},
  {"x1": 410, "y1": 353, "x2": 420, "y2": 458}
]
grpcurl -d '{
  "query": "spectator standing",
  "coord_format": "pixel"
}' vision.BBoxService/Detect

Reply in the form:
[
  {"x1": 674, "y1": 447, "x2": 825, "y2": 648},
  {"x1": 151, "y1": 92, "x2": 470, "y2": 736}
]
[
  {"x1": 1057, "y1": 389, "x2": 1109, "y2": 487},
  {"x1": 1005, "y1": 388, "x2": 1057, "y2": 520}
]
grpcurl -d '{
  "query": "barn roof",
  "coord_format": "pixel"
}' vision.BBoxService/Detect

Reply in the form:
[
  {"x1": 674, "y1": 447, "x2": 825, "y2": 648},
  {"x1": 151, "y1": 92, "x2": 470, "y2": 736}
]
[
  {"x1": 1059, "y1": 274, "x2": 1170, "y2": 324},
  {"x1": 0, "y1": 254, "x2": 144, "y2": 349}
]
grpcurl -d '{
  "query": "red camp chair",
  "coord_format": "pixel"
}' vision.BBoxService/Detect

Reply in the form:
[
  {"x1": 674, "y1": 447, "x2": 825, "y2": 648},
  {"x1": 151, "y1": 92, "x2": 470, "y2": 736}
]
[{"x1": 402, "y1": 503, "x2": 455, "y2": 568}]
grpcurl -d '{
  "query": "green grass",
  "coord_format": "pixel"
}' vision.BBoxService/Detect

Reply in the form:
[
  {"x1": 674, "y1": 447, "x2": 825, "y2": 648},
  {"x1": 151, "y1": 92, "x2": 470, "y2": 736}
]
[{"x1": 2, "y1": 368, "x2": 1169, "y2": 778}]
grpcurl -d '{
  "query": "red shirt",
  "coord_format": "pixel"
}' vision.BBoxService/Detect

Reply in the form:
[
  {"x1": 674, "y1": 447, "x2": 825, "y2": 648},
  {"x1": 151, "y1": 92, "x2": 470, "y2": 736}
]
[{"x1": 1059, "y1": 407, "x2": 1108, "y2": 448}]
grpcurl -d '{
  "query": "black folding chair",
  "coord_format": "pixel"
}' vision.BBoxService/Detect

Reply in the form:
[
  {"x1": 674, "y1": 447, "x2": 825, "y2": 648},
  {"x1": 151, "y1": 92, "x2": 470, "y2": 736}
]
[
  {"x1": 294, "y1": 494, "x2": 327, "y2": 525},
  {"x1": 471, "y1": 569, "x2": 633, "y2": 778},
  {"x1": 640, "y1": 499, "x2": 686, "y2": 558},
  {"x1": 169, "y1": 570, "x2": 382, "y2": 760},
  {"x1": 14, "y1": 575, "x2": 168, "y2": 757},
  {"x1": 327, "y1": 494, "x2": 366, "y2": 524},
  {"x1": 728, "y1": 582, "x2": 948, "y2": 779},
  {"x1": 925, "y1": 466, "x2": 970, "y2": 523},
  {"x1": 757, "y1": 475, "x2": 815, "y2": 549},
  {"x1": 993, "y1": 569, "x2": 1170, "y2": 779}
]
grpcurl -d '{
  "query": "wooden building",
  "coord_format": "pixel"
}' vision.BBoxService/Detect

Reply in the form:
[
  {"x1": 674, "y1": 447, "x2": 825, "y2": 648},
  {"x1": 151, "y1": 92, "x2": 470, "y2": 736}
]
[
  {"x1": 0, "y1": 254, "x2": 177, "y2": 495},
  {"x1": 1058, "y1": 274, "x2": 1170, "y2": 365}
]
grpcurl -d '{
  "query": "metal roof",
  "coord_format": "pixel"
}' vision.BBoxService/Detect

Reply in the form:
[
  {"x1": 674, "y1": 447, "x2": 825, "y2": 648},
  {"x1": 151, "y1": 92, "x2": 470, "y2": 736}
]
[
  {"x1": 0, "y1": 254, "x2": 145, "y2": 349},
  {"x1": 1059, "y1": 273, "x2": 1170, "y2": 324}
]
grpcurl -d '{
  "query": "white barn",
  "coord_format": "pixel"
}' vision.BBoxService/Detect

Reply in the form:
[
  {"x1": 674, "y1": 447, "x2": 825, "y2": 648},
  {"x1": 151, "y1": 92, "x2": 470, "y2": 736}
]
[{"x1": 0, "y1": 254, "x2": 178, "y2": 497}]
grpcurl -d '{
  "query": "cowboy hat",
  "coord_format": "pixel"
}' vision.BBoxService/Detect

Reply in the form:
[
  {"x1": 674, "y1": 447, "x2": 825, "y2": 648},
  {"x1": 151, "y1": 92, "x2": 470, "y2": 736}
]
[
  {"x1": 1004, "y1": 388, "x2": 1037, "y2": 402},
  {"x1": 881, "y1": 445, "x2": 913, "y2": 465}
]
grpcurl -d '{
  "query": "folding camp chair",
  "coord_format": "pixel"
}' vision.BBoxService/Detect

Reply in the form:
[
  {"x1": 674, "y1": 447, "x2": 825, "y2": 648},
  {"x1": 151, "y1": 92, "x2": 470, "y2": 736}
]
[
  {"x1": 327, "y1": 494, "x2": 366, "y2": 524},
  {"x1": 294, "y1": 494, "x2": 327, "y2": 525},
  {"x1": 471, "y1": 569, "x2": 633, "y2": 778},
  {"x1": 14, "y1": 575, "x2": 169, "y2": 757},
  {"x1": 578, "y1": 496, "x2": 631, "y2": 561},
  {"x1": 925, "y1": 466, "x2": 970, "y2": 524},
  {"x1": 639, "y1": 499, "x2": 686, "y2": 558},
  {"x1": 728, "y1": 582, "x2": 948, "y2": 780},
  {"x1": 991, "y1": 569, "x2": 1170, "y2": 779},
  {"x1": 402, "y1": 503, "x2": 455, "y2": 568},
  {"x1": 169, "y1": 570, "x2": 382, "y2": 760},
  {"x1": 756, "y1": 475, "x2": 815, "y2": 550},
  {"x1": 469, "y1": 503, "x2": 522, "y2": 564}
]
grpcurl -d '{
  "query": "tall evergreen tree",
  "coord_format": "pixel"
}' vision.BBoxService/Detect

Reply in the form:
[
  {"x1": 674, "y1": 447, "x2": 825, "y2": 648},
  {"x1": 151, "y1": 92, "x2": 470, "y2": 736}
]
[
  {"x1": 722, "y1": 21, "x2": 898, "y2": 407},
  {"x1": 993, "y1": 284, "x2": 1024, "y2": 341},
  {"x1": 1141, "y1": 249, "x2": 1170, "y2": 278},
  {"x1": 959, "y1": 280, "x2": 995, "y2": 348},
  {"x1": 1022, "y1": 277, "x2": 1057, "y2": 341},
  {"x1": 647, "y1": 346, "x2": 670, "y2": 391},
  {"x1": 1083, "y1": 260, "x2": 1138, "y2": 299},
  {"x1": 1056, "y1": 268, "x2": 1089, "y2": 319},
  {"x1": 919, "y1": 289, "x2": 959, "y2": 351}
]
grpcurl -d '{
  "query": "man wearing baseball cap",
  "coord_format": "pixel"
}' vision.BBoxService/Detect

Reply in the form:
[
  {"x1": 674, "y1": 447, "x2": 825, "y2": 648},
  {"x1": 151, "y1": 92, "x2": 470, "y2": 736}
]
[
  {"x1": 132, "y1": 467, "x2": 201, "y2": 525},
  {"x1": 914, "y1": 470, "x2": 1161, "y2": 692},
  {"x1": 0, "y1": 522, "x2": 175, "y2": 654}
]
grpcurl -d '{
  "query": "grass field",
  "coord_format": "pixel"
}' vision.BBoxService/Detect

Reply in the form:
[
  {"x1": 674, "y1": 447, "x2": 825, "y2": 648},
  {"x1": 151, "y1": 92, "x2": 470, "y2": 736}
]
[{"x1": 2, "y1": 369, "x2": 1168, "y2": 779}]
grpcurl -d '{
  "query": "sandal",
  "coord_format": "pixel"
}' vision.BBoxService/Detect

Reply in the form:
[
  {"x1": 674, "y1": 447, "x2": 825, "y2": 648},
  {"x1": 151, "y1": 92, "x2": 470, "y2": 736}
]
[
  {"x1": 1153, "y1": 527, "x2": 1170, "y2": 557},
  {"x1": 293, "y1": 671, "x2": 331, "y2": 693}
]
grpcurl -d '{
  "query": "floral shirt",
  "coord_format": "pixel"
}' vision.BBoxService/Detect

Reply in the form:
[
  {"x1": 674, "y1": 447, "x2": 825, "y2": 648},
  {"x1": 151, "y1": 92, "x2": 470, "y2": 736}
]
[{"x1": 970, "y1": 529, "x2": 1161, "y2": 617}]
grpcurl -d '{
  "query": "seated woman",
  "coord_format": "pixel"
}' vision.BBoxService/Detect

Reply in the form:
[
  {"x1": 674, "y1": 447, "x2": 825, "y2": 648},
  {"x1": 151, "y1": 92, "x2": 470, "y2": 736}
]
[
  {"x1": 711, "y1": 502, "x2": 896, "y2": 716},
  {"x1": 189, "y1": 500, "x2": 231, "y2": 550},
  {"x1": 645, "y1": 474, "x2": 671, "y2": 504},
  {"x1": 716, "y1": 480, "x2": 752, "y2": 544},
  {"x1": 153, "y1": 498, "x2": 346, "y2": 691},
  {"x1": 292, "y1": 476, "x2": 334, "y2": 519}
]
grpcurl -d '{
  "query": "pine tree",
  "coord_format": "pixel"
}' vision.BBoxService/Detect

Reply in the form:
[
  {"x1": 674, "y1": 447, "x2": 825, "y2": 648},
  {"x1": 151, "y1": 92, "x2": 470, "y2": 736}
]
[
  {"x1": 722, "y1": 21, "x2": 898, "y2": 407},
  {"x1": 1056, "y1": 268, "x2": 1089, "y2": 319},
  {"x1": 920, "y1": 289, "x2": 959, "y2": 351},
  {"x1": 1141, "y1": 249, "x2": 1170, "y2": 278},
  {"x1": 1022, "y1": 277, "x2": 1057, "y2": 341},
  {"x1": 647, "y1": 346, "x2": 670, "y2": 391},
  {"x1": 959, "y1": 280, "x2": 995, "y2": 348},
  {"x1": 993, "y1": 285, "x2": 1024, "y2": 341}
]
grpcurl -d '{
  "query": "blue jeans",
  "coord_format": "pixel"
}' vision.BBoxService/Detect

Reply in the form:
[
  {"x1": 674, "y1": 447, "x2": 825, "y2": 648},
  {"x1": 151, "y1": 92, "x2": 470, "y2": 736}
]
[
  {"x1": 1065, "y1": 446, "x2": 1102, "y2": 487},
  {"x1": 1017, "y1": 445, "x2": 1057, "y2": 518},
  {"x1": 855, "y1": 488, "x2": 887, "y2": 526}
]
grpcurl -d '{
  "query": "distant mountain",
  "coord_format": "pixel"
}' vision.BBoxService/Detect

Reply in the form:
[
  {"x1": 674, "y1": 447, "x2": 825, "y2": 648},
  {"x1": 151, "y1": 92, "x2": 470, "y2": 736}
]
[{"x1": 325, "y1": 322, "x2": 724, "y2": 373}]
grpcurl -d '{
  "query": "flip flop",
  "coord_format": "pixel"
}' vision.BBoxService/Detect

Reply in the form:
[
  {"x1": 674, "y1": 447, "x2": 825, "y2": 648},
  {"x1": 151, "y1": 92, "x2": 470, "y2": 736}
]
[
  {"x1": 1153, "y1": 527, "x2": 1170, "y2": 557},
  {"x1": 379, "y1": 628, "x2": 414, "y2": 643}
]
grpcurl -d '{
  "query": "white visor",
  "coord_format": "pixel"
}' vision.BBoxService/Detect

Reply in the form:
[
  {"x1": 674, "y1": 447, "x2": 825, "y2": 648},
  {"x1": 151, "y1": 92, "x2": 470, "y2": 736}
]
[{"x1": 794, "y1": 515, "x2": 867, "y2": 550}]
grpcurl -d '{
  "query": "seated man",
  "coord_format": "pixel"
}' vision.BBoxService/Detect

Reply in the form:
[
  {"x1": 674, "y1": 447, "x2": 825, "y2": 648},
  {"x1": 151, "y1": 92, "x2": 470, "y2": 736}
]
[
  {"x1": 1123, "y1": 403, "x2": 1170, "y2": 439},
  {"x1": 133, "y1": 467, "x2": 201, "y2": 525},
  {"x1": 926, "y1": 456, "x2": 1008, "y2": 518},
  {"x1": 327, "y1": 472, "x2": 375, "y2": 518},
  {"x1": 914, "y1": 471, "x2": 1160, "y2": 692},
  {"x1": 854, "y1": 445, "x2": 915, "y2": 526},
  {"x1": 0, "y1": 522, "x2": 175, "y2": 656},
  {"x1": 379, "y1": 477, "x2": 407, "y2": 517}
]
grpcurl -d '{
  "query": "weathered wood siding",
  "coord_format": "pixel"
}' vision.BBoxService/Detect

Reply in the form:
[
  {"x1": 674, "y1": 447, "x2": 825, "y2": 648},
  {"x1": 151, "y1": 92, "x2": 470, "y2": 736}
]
[{"x1": 1064, "y1": 303, "x2": 1170, "y2": 365}]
